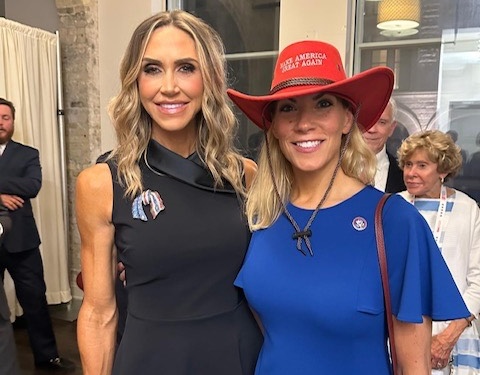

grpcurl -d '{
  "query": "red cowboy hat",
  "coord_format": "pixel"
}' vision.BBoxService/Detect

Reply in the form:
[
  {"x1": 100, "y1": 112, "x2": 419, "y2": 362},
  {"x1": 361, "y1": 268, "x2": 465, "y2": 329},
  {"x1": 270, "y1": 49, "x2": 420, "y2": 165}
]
[{"x1": 227, "y1": 40, "x2": 394, "y2": 131}]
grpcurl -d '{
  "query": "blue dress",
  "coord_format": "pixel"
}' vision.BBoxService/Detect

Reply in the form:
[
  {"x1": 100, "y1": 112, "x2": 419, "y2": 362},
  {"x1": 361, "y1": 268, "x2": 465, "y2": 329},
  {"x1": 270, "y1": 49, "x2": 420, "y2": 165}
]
[
  {"x1": 110, "y1": 140, "x2": 263, "y2": 375},
  {"x1": 235, "y1": 186, "x2": 469, "y2": 375}
]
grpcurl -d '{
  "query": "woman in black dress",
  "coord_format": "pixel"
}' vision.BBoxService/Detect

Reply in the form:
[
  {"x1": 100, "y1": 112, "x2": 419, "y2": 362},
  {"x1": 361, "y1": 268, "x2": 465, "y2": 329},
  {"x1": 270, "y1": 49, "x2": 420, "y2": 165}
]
[{"x1": 76, "y1": 10, "x2": 262, "y2": 375}]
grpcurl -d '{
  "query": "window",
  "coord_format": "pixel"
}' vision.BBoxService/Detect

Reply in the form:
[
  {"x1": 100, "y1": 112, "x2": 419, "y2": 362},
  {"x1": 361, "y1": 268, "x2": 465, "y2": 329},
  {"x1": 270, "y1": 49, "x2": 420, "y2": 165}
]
[
  {"x1": 355, "y1": 0, "x2": 480, "y2": 202},
  {"x1": 180, "y1": 0, "x2": 280, "y2": 160}
]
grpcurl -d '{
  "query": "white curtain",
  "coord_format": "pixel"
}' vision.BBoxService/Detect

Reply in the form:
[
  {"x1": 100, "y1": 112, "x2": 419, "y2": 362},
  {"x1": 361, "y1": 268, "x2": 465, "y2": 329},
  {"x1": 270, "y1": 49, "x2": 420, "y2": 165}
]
[{"x1": 0, "y1": 17, "x2": 71, "y2": 318}]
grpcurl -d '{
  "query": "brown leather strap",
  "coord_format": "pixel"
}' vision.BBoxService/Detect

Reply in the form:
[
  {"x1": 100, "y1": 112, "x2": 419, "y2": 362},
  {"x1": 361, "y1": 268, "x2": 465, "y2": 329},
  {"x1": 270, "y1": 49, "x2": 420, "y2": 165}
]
[{"x1": 374, "y1": 193, "x2": 397, "y2": 374}]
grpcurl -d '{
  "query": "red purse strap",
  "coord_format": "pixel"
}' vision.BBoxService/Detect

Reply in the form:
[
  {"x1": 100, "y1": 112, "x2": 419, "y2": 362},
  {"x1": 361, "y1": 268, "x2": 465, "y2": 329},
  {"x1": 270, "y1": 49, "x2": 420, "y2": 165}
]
[{"x1": 374, "y1": 193, "x2": 397, "y2": 374}]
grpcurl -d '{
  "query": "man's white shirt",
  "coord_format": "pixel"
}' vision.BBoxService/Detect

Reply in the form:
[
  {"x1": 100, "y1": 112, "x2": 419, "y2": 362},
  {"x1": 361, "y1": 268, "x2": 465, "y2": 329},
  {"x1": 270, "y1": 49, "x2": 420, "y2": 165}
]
[{"x1": 374, "y1": 145, "x2": 390, "y2": 192}]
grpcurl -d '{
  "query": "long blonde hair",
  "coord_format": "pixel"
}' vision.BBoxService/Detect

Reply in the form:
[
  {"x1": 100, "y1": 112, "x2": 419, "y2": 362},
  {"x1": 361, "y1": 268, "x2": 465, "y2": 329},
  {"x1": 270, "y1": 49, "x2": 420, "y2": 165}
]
[
  {"x1": 246, "y1": 104, "x2": 376, "y2": 231},
  {"x1": 109, "y1": 10, "x2": 245, "y2": 199}
]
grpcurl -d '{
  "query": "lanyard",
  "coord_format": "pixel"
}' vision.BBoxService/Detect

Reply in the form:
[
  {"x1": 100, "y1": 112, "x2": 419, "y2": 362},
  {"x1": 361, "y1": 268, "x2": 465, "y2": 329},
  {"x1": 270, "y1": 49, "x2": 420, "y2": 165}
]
[{"x1": 432, "y1": 185, "x2": 448, "y2": 247}]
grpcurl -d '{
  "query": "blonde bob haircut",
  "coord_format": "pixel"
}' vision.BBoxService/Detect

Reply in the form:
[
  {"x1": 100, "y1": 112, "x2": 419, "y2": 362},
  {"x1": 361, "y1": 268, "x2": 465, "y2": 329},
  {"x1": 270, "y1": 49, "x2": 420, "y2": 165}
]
[
  {"x1": 246, "y1": 103, "x2": 376, "y2": 231},
  {"x1": 397, "y1": 130, "x2": 462, "y2": 181},
  {"x1": 108, "y1": 10, "x2": 244, "y2": 199}
]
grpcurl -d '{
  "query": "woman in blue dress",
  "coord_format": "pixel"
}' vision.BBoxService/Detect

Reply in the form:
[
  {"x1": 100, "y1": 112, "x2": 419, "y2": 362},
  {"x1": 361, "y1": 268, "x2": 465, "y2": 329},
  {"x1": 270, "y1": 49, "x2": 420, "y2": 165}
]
[{"x1": 227, "y1": 40, "x2": 470, "y2": 374}]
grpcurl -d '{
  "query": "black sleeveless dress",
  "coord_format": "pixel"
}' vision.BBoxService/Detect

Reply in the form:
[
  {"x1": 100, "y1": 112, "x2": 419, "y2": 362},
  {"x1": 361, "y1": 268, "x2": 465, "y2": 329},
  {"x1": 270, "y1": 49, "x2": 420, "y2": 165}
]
[{"x1": 110, "y1": 140, "x2": 263, "y2": 375}]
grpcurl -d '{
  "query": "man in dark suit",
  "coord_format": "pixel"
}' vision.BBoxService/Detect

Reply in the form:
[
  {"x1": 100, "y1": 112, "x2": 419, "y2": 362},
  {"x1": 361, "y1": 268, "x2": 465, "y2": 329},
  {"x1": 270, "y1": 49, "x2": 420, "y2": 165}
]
[
  {"x1": 362, "y1": 97, "x2": 406, "y2": 193},
  {"x1": 0, "y1": 202, "x2": 20, "y2": 375},
  {"x1": 0, "y1": 98, "x2": 74, "y2": 371},
  {"x1": 446, "y1": 130, "x2": 468, "y2": 170}
]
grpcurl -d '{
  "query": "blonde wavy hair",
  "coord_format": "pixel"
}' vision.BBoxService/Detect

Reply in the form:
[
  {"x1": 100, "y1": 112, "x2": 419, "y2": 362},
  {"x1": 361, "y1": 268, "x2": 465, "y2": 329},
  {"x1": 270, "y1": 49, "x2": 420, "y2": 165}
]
[
  {"x1": 108, "y1": 10, "x2": 245, "y2": 199},
  {"x1": 246, "y1": 100, "x2": 376, "y2": 231},
  {"x1": 397, "y1": 130, "x2": 462, "y2": 181}
]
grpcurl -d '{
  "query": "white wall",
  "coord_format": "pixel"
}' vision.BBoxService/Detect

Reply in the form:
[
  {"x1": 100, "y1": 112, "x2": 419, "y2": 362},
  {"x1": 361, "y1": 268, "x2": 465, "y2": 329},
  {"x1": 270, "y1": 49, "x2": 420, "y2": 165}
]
[
  {"x1": 98, "y1": 0, "x2": 166, "y2": 153},
  {"x1": 279, "y1": 0, "x2": 351, "y2": 68},
  {"x1": 4, "y1": 0, "x2": 59, "y2": 33}
]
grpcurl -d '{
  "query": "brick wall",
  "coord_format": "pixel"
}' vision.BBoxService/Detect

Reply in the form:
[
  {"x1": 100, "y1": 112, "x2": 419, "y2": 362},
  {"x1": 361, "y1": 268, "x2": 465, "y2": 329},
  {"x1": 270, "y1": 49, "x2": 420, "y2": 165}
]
[{"x1": 55, "y1": 0, "x2": 100, "y2": 299}]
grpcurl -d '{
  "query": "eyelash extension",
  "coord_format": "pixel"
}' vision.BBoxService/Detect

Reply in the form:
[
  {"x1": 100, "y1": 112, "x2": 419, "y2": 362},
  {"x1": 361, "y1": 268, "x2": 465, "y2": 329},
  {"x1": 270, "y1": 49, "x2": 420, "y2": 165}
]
[
  {"x1": 180, "y1": 64, "x2": 196, "y2": 73},
  {"x1": 143, "y1": 64, "x2": 159, "y2": 74}
]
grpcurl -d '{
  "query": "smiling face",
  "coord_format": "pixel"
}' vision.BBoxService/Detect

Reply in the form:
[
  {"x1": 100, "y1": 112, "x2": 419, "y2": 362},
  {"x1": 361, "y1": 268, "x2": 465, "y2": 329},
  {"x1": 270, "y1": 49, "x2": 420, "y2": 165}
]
[
  {"x1": 0, "y1": 104, "x2": 14, "y2": 144},
  {"x1": 403, "y1": 148, "x2": 447, "y2": 198},
  {"x1": 138, "y1": 25, "x2": 204, "y2": 154},
  {"x1": 271, "y1": 93, "x2": 353, "y2": 176}
]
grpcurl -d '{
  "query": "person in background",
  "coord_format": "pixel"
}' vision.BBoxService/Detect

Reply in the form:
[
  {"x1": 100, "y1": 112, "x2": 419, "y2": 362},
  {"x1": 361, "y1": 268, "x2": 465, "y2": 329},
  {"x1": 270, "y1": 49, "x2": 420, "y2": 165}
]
[
  {"x1": 227, "y1": 39, "x2": 470, "y2": 374},
  {"x1": 446, "y1": 130, "x2": 468, "y2": 173},
  {"x1": 0, "y1": 97, "x2": 75, "y2": 372},
  {"x1": 76, "y1": 10, "x2": 262, "y2": 375},
  {"x1": 464, "y1": 132, "x2": 480, "y2": 178},
  {"x1": 363, "y1": 97, "x2": 406, "y2": 193},
  {"x1": 398, "y1": 130, "x2": 480, "y2": 375},
  {"x1": 0, "y1": 202, "x2": 19, "y2": 375}
]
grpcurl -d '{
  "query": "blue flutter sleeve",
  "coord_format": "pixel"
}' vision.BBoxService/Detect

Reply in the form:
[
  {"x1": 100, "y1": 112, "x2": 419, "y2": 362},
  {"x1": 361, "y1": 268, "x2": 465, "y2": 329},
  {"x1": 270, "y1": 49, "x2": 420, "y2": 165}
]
[{"x1": 382, "y1": 195, "x2": 470, "y2": 323}]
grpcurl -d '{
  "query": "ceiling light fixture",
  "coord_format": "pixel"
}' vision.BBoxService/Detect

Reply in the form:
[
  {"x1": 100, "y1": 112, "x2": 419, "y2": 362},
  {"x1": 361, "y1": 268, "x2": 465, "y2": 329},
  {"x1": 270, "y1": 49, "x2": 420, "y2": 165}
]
[
  {"x1": 380, "y1": 29, "x2": 419, "y2": 38},
  {"x1": 377, "y1": 0, "x2": 421, "y2": 31}
]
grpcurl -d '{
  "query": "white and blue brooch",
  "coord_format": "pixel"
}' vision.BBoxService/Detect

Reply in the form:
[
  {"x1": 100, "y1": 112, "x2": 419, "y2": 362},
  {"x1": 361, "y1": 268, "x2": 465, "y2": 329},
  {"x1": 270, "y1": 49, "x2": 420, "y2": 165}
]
[
  {"x1": 352, "y1": 216, "x2": 367, "y2": 231},
  {"x1": 132, "y1": 189, "x2": 165, "y2": 221}
]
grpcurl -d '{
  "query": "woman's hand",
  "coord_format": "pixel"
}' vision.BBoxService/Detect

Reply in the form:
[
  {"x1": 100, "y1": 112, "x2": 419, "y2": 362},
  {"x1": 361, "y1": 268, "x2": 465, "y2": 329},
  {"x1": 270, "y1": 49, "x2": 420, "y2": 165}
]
[
  {"x1": 431, "y1": 318, "x2": 471, "y2": 370},
  {"x1": 431, "y1": 333, "x2": 454, "y2": 369},
  {"x1": 118, "y1": 262, "x2": 126, "y2": 286}
]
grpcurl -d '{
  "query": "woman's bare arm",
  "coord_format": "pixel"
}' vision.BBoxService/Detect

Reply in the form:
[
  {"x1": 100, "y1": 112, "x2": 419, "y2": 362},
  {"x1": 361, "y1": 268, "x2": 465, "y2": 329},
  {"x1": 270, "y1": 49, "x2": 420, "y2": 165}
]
[
  {"x1": 76, "y1": 163, "x2": 118, "y2": 375},
  {"x1": 394, "y1": 316, "x2": 432, "y2": 375}
]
